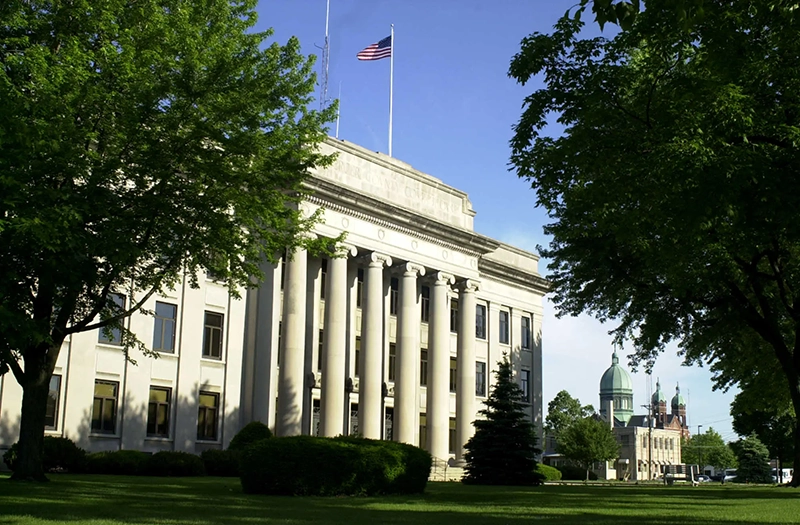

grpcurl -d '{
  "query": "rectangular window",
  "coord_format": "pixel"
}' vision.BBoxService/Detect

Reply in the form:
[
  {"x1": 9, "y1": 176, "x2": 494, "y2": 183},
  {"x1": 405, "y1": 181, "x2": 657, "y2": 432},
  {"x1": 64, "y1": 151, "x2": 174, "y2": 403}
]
[
  {"x1": 152, "y1": 301, "x2": 177, "y2": 353},
  {"x1": 45, "y1": 374, "x2": 62, "y2": 430},
  {"x1": 147, "y1": 387, "x2": 171, "y2": 438},
  {"x1": 420, "y1": 350, "x2": 428, "y2": 386},
  {"x1": 421, "y1": 286, "x2": 430, "y2": 322},
  {"x1": 419, "y1": 413, "x2": 428, "y2": 451},
  {"x1": 280, "y1": 256, "x2": 286, "y2": 290},
  {"x1": 318, "y1": 329, "x2": 324, "y2": 372},
  {"x1": 320, "y1": 259, "x2": 328, "y2": 300},
  {"x1": 388, "y1": 343, "x2": 397, "y2": 381},
  {"x1": 521, "y1": 369, "x2": 530, "y2": 403},
  {"x1": 277, "y1": 322, "x2": 282, "y2": 366},
  {"x1": 499, "y1": 310, "x2": 510, "y2": 344},
  {"x1": 475, "y1": 361, "x2": 486, "y2": 397},
  {"x1": 197, "y1": 391, "x2": 219, "y2": 441},
  {"x1": 203, "y1": 311, "x2": 224, "y2": 359},
  {"x1": 390, "y1": 277, "x2": 399, "y2": 315},
  {"x1": 98, "y1": 293, "x2": 125, "y2": 345},
  {"x1": 521, "y1": 316, "x2": 531, "y2": 349},
  {"x1": 356, "y1": 268, "x2": 364, "y2": 307},
  {"x1": 450, "y1": 299, "x2": 459, "y2": 332},
  {"x1": 449, "y1": 357, "x2": 457, "y2": 393},
  {"x1": 91, "y1": 380, "x2": 119, "y2": 434},
  {"x1": 355, "y1": 336, "x2": 361, "y2": 377},
  {"x1": 475, "y1": 304, "x2": 487, "y2": 339},
  {"x1": 449, "y1": 417, "x2": 457, "y2": 454}
]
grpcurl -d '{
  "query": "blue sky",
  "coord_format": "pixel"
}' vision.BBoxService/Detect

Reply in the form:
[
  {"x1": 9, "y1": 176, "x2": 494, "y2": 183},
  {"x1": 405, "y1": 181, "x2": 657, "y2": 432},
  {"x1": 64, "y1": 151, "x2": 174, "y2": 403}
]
[{"x1": 257, "y1": 0, "x2": 738, "y2": 442}]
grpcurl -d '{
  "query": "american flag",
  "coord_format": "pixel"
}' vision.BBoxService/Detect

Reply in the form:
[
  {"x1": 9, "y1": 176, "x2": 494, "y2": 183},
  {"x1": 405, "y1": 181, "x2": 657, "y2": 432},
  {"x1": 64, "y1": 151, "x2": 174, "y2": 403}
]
[{"x1": 357, "y1": 35, "x2": 392, "y2": 61}]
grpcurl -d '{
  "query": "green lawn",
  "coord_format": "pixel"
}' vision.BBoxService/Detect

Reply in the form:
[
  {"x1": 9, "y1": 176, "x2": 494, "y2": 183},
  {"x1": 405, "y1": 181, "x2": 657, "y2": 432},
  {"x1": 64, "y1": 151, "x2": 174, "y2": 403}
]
[{"x1": 1, "y1": 474, "x2": 798, "y2": 525}]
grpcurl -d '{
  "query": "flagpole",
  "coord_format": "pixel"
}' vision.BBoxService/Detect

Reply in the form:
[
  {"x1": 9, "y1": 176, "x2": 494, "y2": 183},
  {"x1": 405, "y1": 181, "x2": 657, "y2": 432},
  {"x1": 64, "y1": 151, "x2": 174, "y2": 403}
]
[{"x1": 388, "y1": 24, "x2": 394, "y2": 157}]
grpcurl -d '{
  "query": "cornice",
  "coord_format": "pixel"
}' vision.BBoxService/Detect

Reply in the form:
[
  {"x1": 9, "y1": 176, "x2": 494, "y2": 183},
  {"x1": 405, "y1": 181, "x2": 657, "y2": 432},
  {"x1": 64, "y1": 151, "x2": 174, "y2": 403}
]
[
  {"x1": 304, "y1": 176, "x2": 500, "y2": 257},
  {"x1": 478, "y1": 257, "x2": 550, "y2": 295}
]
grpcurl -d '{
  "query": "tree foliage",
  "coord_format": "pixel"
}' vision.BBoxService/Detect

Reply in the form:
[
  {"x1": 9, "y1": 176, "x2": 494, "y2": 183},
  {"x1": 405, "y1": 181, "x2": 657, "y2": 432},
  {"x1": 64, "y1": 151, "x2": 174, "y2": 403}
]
[
  {"x1": 557, "y1": 417, "x2": 619, "y2": 481},
  {"x1": 731, "y1": 434, "x2": 773, "y2": 484},
  {"x1": 510, "y1": 0, "x2": 800, "y2": 486},
  {"x1": 681, "y1": 427, "x2": 736, "y2": 470},
  {"x1": 0, "y1": 0, "x2": 336, "y2": 481},
  {"x1": 732, "y1": 383, "x2": 795, "y2": 475},
  {"x1": 545, "y1": 390, "x2": 595, "y2": 452},
  {"x1": 463, "y1": 356, "x2": 542, "y2": 486}
]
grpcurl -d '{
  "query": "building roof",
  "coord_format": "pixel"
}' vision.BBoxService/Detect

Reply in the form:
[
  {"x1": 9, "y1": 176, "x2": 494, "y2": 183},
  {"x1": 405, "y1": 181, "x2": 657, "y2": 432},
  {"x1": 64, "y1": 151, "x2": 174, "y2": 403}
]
[
  {"x1": 599, "y1": 351, "x2": 633, "y2": 394},
  {"x1": 652, "y1": 378, "x2": 667, "y2": 404},
  {"x1": 671, "y1": 383, "x2": 686, "y2": 408}
]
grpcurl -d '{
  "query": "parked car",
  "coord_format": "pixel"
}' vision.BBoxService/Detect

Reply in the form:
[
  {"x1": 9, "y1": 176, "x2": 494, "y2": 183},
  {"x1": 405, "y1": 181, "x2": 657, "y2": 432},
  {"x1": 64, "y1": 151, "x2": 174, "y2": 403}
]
[
  {"x1": 722, "y1": 469, "x2": 737, "y2": 483},
  {"x1": 696, "y1": 475, "x2": 711, "y2": 483}
]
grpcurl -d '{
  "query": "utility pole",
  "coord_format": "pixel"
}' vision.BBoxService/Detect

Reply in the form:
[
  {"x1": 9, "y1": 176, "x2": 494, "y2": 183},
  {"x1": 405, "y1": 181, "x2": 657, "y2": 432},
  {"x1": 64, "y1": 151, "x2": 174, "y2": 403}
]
[
  {"x1": 696, "y1": 424, "x2": 703, "y2": 475},
  {"x1": 642, "y1": 403, "x2": 653, "y2": 480}
]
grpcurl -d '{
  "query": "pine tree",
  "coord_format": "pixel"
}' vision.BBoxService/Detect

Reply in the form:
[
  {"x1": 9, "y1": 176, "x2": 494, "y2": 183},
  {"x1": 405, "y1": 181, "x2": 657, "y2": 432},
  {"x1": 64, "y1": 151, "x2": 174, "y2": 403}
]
[{"x1": 462, "y1": 355, "x2": 542, "y2": 485}]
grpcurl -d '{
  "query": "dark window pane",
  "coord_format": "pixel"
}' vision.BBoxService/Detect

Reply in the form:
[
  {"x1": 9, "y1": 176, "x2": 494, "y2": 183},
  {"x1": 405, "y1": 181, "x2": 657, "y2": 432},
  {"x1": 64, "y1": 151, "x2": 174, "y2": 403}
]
[{"x1": 45, "y1": 375, "x2": 61, "y2": 429}]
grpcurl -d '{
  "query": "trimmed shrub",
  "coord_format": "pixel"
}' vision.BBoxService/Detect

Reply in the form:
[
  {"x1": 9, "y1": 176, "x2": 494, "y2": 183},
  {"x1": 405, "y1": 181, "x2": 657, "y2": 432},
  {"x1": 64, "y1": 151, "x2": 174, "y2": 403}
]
[
  {"x1": 2, "y1": 437, "x2": 86, "y2": 473},
  {"x1": 556, "y1": 465, "x2": 598, "y2": 481},
  {"x1": 201, "y1": 449, "x2": 239, "y2": 477},
  {"x1": 86, "y1": 450, "x2": 150, "y2": 475},
  {"x1": 145, "y1": 451, "x2": 205, "y2": 477},
  {"x1": 535, "y1": 463, "x2": 563, "y2": 481},
  {"x1": 239, "y1": 435, "x2": 431, "y2": 496},
  {"x1": 228, "y1": 421, "x2": 272, "y2": 452}
]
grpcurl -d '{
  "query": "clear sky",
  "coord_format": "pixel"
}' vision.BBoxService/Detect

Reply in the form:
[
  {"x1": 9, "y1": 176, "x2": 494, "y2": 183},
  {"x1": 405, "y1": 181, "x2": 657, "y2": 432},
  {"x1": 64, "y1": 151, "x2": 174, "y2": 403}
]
[{"x1": 257, "y1": 0, "x2": 739, "y2": 442}]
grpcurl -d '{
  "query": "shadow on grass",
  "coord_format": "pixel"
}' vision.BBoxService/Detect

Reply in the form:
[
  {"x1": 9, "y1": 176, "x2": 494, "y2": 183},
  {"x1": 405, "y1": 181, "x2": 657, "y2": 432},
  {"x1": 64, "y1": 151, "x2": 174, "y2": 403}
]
[{"x1": 1, "y1": 475, "x2": 798, "y2": 525}]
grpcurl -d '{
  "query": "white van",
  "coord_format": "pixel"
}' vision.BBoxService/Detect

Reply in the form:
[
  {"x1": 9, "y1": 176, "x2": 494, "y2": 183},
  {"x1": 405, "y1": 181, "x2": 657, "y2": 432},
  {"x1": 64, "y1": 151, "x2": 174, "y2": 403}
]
[{"x1": 772, "y1": 468, "x2": 793, "y2": 484}]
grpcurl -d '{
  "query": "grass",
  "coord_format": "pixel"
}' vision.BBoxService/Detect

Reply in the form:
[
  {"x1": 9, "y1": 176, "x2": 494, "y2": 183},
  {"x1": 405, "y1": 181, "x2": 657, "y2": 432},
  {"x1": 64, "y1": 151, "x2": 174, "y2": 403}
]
[{"x1": 0, "y1": 474, "x2": 799, "y2": 525}]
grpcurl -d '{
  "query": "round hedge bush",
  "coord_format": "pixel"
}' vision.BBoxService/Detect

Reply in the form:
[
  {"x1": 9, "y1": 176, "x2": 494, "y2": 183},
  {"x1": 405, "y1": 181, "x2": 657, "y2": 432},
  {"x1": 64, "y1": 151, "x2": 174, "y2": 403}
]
[
  {"x1": 535, "y1": 463, "x2": 563, "y2": 481},
  {"x1": 239, "y1": 435, "x2": 431, "y2": 496},
  {"x1": 86, "y1": 450, "x2": 150, "y2": 475},
  {"x1": 201, "y1": 449, "x2": 239, "y2": 477},
  {"x1": 556, "y1": 465, "x2": 598, "y2": 481},
  {"x1": 228, "y1": 421, "x2": 272, "y2": 452},
  {"x1": 146, "y1": 451, "x2": 205, "y2": 477},
  {"x1": 3, "y1": 436, "x2": 87, "y2": 473}
]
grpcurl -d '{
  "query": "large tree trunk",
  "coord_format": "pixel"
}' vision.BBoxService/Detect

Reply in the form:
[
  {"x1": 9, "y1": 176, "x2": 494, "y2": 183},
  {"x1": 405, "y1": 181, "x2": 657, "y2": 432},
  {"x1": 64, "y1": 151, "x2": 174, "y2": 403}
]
[
  {"x1": 10, "y1": 376, "x2": 50, "y2": 482},
  {"x1": 9, "y1": 342, "x2": 59, "y2": 482},
  {"x1": 790, "y1": 377, "x2": 800, "y2": 488}
]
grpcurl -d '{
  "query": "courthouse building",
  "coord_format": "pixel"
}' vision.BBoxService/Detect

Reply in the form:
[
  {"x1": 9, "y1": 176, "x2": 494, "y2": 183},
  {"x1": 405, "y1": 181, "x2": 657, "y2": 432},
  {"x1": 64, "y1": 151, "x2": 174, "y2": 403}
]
[{"x1": 0, "y1": 138, "x2": 547, "y2": 466}]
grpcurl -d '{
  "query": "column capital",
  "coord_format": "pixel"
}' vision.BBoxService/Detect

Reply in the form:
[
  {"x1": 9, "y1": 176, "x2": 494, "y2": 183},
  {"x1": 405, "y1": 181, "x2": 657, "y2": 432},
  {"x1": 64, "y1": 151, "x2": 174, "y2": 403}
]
[
  {"x1": 333, "y1": 243, "x2": 358, "y2": 258},
  {"x1": 365, "y1": 251, "x2": 393, "y2": 268},
  {"x1": 430, "y1": 271, "x2": 455, "y2": 286},
  {"x1": 402, "y1": 262, "x2": 426, "y2": 277},
  {"x1": 457, "y1": 278, "x2": 481, "y2": 294}
]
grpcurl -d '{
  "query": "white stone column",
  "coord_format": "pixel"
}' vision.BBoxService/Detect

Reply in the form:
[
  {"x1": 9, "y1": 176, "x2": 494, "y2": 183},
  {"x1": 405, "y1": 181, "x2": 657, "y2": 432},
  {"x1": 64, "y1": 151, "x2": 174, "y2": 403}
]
[
  {"x1": 359, "y1": 252, "x2": 392, "y2": 439},
  {"x1": 394, "y1": 262, "x2": 425, "y2": 444},
  {"x1": 320, "y1": 245, "x2": 357, "y2": 437},
  {"x1": 276, "y1": 247, "x2": 308, "y2": 437},
  {"x1": 427, "y1": 271, "x2": 454, "y2": 460},
  {"x1": 455, "y1": 279, "x2": 479, "y2": 464}
]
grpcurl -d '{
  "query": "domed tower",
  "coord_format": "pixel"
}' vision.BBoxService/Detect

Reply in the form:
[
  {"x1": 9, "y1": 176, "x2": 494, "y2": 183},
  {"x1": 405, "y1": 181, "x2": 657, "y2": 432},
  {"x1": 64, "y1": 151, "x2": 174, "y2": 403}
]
[
  {"x1": 599, "y1": 351, "x2": 634, "y2": 426},
  {"x1": 671, "y1": 382, "x2": 687, "y2": 427},
  {"x1": 651, "y1": 378, "x2": 667, "y2": 424}
]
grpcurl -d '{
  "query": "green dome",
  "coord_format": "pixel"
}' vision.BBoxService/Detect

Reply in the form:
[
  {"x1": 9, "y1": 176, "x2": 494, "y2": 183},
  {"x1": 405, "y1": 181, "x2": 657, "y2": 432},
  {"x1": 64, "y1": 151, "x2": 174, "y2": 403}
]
[
  {"x1": 671, "y1": 383, "x2": 686, "y2": 408},
  {"x1": 652, "y1": 379, "x2": 667, "y2": 404},
  {"x1": 599, "y1": 351, "x2": 633, "y2": 393}
]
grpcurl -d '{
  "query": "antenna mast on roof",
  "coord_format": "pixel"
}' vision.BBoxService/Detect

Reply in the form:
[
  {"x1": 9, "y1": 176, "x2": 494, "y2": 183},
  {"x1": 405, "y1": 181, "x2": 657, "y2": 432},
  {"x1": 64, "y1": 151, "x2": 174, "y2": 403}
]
[{"x1": 319, "y1": 0, "x2": 331, "y2": 111}]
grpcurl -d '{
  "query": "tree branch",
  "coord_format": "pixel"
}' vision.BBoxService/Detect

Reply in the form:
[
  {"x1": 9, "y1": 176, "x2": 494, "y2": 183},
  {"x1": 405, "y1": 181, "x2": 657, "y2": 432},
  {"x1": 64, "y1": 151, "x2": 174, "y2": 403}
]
[{"x1": 0, "y1": 345, "x2": 25, "y2": 384}]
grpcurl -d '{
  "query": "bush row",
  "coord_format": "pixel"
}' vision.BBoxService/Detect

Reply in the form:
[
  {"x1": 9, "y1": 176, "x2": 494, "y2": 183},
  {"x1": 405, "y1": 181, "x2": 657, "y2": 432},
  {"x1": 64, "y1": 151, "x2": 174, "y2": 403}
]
[
  {"x1": 239, "y1": 435, "x2": 432, "y2": 496},
  {"x1": 3, "y1": 437, "x2": 205, "y2": 477},
  {"x1": 556, "y1": 464, "x2": 598, "y2": 481}
]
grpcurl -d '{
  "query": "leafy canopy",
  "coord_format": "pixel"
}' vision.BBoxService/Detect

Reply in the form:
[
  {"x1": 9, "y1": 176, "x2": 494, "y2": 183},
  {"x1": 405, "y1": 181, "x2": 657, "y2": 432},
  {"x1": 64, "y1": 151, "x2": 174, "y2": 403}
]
[
  {"x1": 545, "y1": 390, "x2": 595, "y2": 437},
  {"x1": 681, "y1": 427, "x2": 736, "y2": 470},
  {"x1": 509, "y1": 0, "x2": 800, "y2": 484},
  {"x1": 463, "y1": 356, "x2": 542, "y2": 486},
  {"x1": 557, "y1": 416, "x2": 619, "y2": 481}
]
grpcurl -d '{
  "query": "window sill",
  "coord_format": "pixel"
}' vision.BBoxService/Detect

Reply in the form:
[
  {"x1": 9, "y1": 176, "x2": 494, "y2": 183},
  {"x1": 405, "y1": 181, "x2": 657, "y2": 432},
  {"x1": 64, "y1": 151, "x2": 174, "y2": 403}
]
[
  {"x1": 89, "y1": 433, "x2": 120, "y2": 439},
  {"x1": 145, "y1": 436, "x2": 173, "y2": 442},
  {"x1": 201, "y1": 357, "x2": 225, "y2": 365},
  {"x1": 96, "y1": 342, "x2": 124, "y2": 350},
  {"x1": 156, "y1": 351, "x2": 179, "y2": 358},
  {"x1": 196, "y1": 439, "x2": 221, "y2": 445}
]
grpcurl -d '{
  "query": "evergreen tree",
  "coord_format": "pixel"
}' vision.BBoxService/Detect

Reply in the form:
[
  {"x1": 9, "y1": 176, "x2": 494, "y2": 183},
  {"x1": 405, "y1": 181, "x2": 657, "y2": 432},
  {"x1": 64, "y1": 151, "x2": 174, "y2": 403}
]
[
  {"x1": 732, "y1": 434, "x2": 773, "y2": 484},
  {"x1": 463, "y1": 356, "x2": 542, "y2": 485}
]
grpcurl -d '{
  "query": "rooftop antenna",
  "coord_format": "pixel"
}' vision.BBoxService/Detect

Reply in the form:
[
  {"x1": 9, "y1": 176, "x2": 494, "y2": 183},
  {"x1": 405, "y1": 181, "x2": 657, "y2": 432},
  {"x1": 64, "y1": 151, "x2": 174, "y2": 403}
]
[{"x1": 318, "y1": 0, "x2": 331, "y2": 111}]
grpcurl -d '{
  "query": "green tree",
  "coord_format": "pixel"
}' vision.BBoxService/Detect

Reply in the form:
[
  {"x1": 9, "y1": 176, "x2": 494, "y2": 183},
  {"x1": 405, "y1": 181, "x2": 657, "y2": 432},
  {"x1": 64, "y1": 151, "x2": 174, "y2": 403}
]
[
  {"x1": 0, "y1": 0, "x2": 336, "y2": 481},
  {"x1": 509, "y1": 1, "x2": 800, "y2": 486},
  {"x1": 732, "y1": 382, "x2": 795, "y2": 481},
  {"x1": 731, "y1": 434, "x2": 773, "y2": 484},
  {"x1": 557, "y1": 417, "x2": 619, "y2": 481},
  {"x1": 463, "y1": 356, "x2": 542, "y2": 486},
  {"x1": 681, "y1": 428, "x2": 736, "y2": 471},
  {"x1": 545, "y1": 390, "x2": 595, "y2": 450}
]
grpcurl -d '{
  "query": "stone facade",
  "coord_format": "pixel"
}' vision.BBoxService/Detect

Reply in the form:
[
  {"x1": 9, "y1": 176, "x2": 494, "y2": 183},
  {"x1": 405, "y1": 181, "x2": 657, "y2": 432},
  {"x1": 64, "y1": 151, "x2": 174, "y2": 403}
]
[{"x1": 0, "y1": 138, "x2": 546, "y2": 466}]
